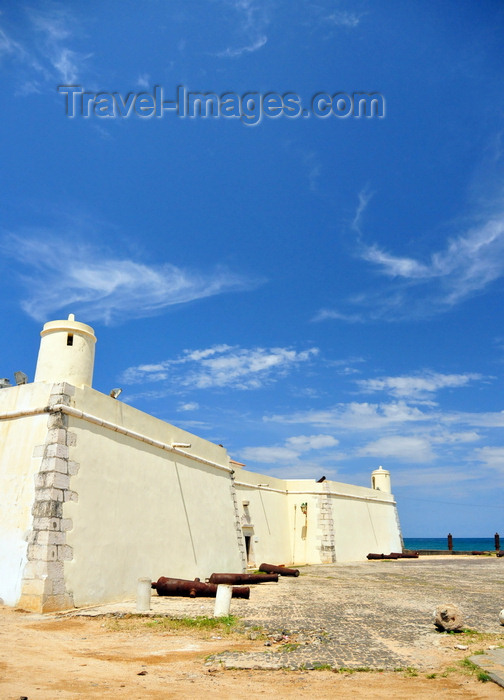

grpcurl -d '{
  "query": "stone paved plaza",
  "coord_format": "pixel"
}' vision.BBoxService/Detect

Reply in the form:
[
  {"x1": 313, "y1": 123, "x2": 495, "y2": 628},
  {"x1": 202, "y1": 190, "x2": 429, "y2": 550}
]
[{"x1": 78, "y1": 557, "x2": 504, "y2": 671}]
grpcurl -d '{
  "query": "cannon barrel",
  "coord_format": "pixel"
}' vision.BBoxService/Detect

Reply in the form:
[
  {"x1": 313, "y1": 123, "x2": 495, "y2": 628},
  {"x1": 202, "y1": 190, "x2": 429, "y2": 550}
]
[
  {"x1": 259, "y1": 562, "x2": 300, "y2": 577},
  {"x1": 208, "y1": 572, "x2": 278, "y2": 585},
  {"x1": 367, "y1": 553, "x2": 399, "y2": 560},
  {"x1": 151, "y1": 576, "x2": 250, "y2": 599}
]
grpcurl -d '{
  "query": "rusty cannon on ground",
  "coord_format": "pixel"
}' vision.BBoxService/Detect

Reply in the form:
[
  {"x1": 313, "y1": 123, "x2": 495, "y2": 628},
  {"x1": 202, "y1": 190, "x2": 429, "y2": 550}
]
[
  {"x1": 367, "y1": 553, "x2": 400, "y2": 560},
  {"x1": 208, "y1": 572, "x2": 278, "y2": 585},
  {"x1": 151, "y1": 576, "x2": 250, "y2": 599},
  {"x1": 258, "y1": 562, "x2": 300, "y2": 577}
]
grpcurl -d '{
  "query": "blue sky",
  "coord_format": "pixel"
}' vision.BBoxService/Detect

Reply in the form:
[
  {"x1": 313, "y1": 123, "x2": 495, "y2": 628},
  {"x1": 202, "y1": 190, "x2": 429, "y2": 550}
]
[{"x1": 1, "y1": 1, "x2": 504, "y2": 537}]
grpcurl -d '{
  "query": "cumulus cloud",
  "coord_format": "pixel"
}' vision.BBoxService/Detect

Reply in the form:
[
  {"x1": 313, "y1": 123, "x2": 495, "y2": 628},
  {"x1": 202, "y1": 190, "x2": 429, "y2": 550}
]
[
  {"x1": 178, "y1": 402, "x2": 199, "y2": 412},
  {"x1": 1, "y1": 233, "x2": 256, "y2": 324},
  {"x1": 267, "y1": 401, "x2": 429, "y2": 431},
  {"x1": 285, "y1": 434, "x2": 339, "y2": 451},
  {"x1": 358, "y1": 371, "x2": 482, "y2": 400},
  {"x1": 358, "y1": 436, "x2": 435, "y2": 463},
  {"x1": 453, "y1": 411, "x2": 504, "y2": 428},
  {"x1": 122, "y1": 345, "x2": 318, "y2": 389},
  {"x1": 473, "y1": 446, "x2": 504, "y2": 469},
  {"x1": 240, "y1": 433, "x2": 339, "y2": 464},
  {"x1": 240, "y1": 445, "x2": 300, "y2": 463}
]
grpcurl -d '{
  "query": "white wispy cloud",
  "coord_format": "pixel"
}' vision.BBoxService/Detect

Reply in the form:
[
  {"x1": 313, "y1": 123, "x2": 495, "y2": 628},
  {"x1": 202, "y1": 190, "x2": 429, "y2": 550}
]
[
  {"x1": 312, "y1": 308, "x2": 364, "y2": 323},
  {"x1": 473, "y1": 446, "x2": 504, "y2": 469},
  {"x1": 352, "y1": 186, "x2": 373, "y2": 233},
  {"x1": 1, "y1": 233, "x2": 257, "y2": 324},
  {"x1": 240, "y1": 433, "x2": 338, "y2": 464},
  {"x1": 122, "y1": 345, "x2": 318, "y2": 389},
  {"x1": 217, "y1": 0, "x2": 269, "y2": 58},
  {"x1": 260, "y1": 395, "x2": 504, "y2": 477},
  {"x1": 218, "y1": 35, "x2": 267, "y2": 58},
  {"x1": 359, "y1": 435, "x2": 435, "y2": 463},
  {"x1": 286, "y1": 434, "x2": 339, "y2": 450},
  {"x1": 299, "y1": 150, "x2": 322, "y2": 193},
  {"x1": 452, "y1": 411, "x2": 504, "y2": 428},
  {"x1": 391, "y1": 466, "x2": 478, "y2": 488},
  {"x1": 324, "y1": 11, "x2": 362, "y2": 28},
  {"x1": 364, "y1": 208, "x2": 504, "y2": 305},
  {"x1": 267, "y1": 401, "x2": 430, "y2": 431},
  {"x1": 136, "y1": 73, "x2": 150, "y2": 89},
  {"x1": 358, "y1": 371, "x2": 482, "y2": 400},
  {"x1": 240, "y1": 445, "x2": 300, "y2": 463},
  {"x1": 1, "y1": 7, "x2": 89, "y2": 93},
  {"x1": 430, "y1": 430, "x2": 480, "y2": 444},
  {"x1": 178, "y1": 402, "x2": 200, "y2": 412},
  {"x1": 0, "y1": 26, "x2": 25, "y2": 59},
  {"x1": 317, "y1": 194, "x2": 504, "y2": 322}
]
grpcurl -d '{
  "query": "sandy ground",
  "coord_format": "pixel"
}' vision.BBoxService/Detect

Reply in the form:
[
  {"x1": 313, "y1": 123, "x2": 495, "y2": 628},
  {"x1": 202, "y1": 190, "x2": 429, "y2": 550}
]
[{"x1": 0, "y1": 606, "x2": 502, "y2": 699}]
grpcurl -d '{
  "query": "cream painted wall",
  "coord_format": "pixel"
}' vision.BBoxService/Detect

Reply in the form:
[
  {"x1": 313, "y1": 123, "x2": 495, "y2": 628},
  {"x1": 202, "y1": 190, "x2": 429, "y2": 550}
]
[
  {"x1": 63, "y1": 387, "x2": 243, "y2": 606},
  {"x1": 0, "y1": 383, "x2": 51, "y2": 605},
  {"x1": 0, "y1": 381, "x2": 403, "y2": 609},
  {"x1": 0, "y1": 316, "x2": 404, "y2": 611},
  {"x1": 235, "y1": 470, "x2": 291, "y2": 566},
  {"x1": 235, "y1": 474, "x2": 401, "y2": 567}
]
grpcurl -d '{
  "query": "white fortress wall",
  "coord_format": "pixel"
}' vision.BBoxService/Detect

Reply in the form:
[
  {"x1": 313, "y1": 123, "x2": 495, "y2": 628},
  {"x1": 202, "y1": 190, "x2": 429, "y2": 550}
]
[
  {"x1": 234, "y1": 474, "x2": 402, "y2": 566},
  {"x1": 62, "y1": 386, "x2": 244, "y2": 606},
  {"x1": 234, "y1": 469, "x2": 292, "y2": 567},
  {"x1": 328, "y1": 487, "x2": 402, "y2": 562},
  {"x1": 0, "y1": 315, "x2": 404, "y2": 611},
  {"x1": 284, "y1": 479, "x2": 401, "y2": 564},
  {"x1": 0, "y1": 383, "x2": 53, "y2": 605},
  {"x1": 285, "y1": 485, "x2": 327, "y2": 565}
]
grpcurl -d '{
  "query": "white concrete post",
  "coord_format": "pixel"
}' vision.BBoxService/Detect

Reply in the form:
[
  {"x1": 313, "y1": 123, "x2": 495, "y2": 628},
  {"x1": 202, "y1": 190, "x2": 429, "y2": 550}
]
[
  {"x1": 136, "y1": 577, "x2": 152, "y2": 612},
  {"x1": 213, "y1": 584, "x2": 232, "y2": 617}
]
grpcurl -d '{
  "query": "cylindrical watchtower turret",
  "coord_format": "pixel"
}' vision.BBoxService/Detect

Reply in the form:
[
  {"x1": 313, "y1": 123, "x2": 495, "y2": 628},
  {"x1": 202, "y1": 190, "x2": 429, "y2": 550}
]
[
  {"x1": 34, "y1": 314, "x2": 97, "y2": 387},
  {"x1": 371, "y1": 465, "x2": 391, "y2": 493}
]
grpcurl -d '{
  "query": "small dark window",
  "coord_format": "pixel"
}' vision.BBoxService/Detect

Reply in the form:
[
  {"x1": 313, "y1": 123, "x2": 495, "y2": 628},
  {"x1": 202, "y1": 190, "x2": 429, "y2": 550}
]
[{"x1": 67, "y1": 333, "x2": 74, "y2": 346}]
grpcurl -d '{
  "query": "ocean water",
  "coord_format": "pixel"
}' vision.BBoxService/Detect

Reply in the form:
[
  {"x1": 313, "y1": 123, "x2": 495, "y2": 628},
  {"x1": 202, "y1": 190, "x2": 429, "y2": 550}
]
[{"x1": 403, "y1": 537, "x2": 498, "y2": 551}]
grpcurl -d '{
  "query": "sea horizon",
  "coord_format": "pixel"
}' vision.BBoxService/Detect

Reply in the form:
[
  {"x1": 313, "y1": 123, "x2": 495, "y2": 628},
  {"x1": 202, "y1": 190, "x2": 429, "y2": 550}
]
[{"x1": 403, "y1": 537, "x2": 500, "y2": 551}]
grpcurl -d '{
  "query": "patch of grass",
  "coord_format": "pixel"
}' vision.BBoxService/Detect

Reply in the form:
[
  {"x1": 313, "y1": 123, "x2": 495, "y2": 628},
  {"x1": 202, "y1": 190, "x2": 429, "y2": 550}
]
[
  {"x1": 334, "y1": 666, "x2": 374, "y2": 674},
  {"x1": 104, "y1": 614, "x2": 240, "y2": 636},
  {"x1": 146, "y1": 615, "x2": 237, "y2": 632},
  {"x1": 392, "y1": 666, "x2": 418, "y2": 677},
  {"x1": 426, "y1": 673, "x2": 436, "y2": 679},
  {"x1": 456, "y1": 656, "x2": 492, "y2": 683},
  {"x1": 279, "y1": 642, "x2": 301, "y2": 653},
  {"x1": 312, "y1": 662, "x2": 333, "y2": 671},
  {"x1": 440, "y1": 666, "x2": 458, "y2": 677},
  {"x1": 403, "y1": 667, "x2": 418, "y2": 677}
]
